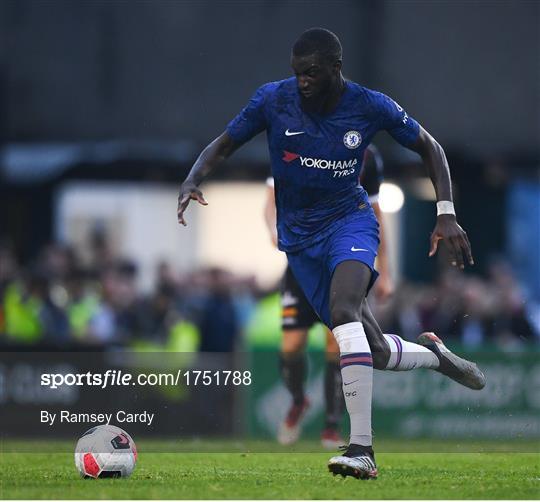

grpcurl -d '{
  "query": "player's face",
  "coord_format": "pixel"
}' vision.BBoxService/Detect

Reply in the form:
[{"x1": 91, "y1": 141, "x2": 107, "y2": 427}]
[{"x1": 291, "y1": 53, "x2": 340, "y2": 100}]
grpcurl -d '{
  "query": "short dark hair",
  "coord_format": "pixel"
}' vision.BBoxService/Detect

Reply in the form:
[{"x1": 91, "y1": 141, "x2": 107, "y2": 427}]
[{"x1": 292, "y1": 28, "x2": 342, "y2": 63}]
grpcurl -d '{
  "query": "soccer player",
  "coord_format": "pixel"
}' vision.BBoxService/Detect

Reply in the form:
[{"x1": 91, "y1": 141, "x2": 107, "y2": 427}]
[
  {"x1": 177, "y1": 28, "x2": 485, "y2": 480},
  {"x1": 263, "y1": 145, "x2": 392, "y2": 448}
]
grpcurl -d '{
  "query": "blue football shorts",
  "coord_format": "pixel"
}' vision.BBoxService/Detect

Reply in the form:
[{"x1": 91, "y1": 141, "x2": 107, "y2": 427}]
[{"x1": 286, "y1": 208, "x2": 379, "y2": 329}]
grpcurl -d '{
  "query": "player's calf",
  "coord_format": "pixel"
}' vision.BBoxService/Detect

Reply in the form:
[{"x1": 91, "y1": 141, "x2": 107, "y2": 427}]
[{"x1": 361, "y1": 301, "x2": 391, "y2": 369}]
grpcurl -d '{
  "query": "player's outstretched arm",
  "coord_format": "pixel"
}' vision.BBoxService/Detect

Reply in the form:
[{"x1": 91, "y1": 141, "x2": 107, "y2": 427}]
[
  {"x1": 408, "y1": 126, "x2": 474, "y2": 269},
  {"x1": 177, "y1": 131, "x2": 240, "y2": 226}
]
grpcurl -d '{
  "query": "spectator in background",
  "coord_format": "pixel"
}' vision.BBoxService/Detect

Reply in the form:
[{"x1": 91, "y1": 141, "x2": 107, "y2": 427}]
[
  {"x1": 38, "y1": 243, "x2": 75, "y2": 282},
  {"x1": 156, "y1": 260, "x2": 179, "y2": 291},
  {"x1": 130, "y1": 262, "x2": 201, "y2": 352},
  {"x1": 0, "y1": 243, "x2": 19, "y2": 334},
  {"x1": 87, "y1": 260, "x2": 139, "y2": 346},
  {"x1": 374, "y1": 258, "x2": 539, "y2": 350},
  {"x1": 86, "y1": 221, "x2": 116, "y2": 273},
  {"x1": 195, "y1": 267, "x2": 240, "y2": 352},
  {"x1": 0, "y1": 242, "x2": 19, "y2": 292},
  {"x1": 1, "y1": 239, "x2": 537, "y2": 350},
  {"x1": 455, "y1": 277, "x2": 492, "y2": 347},
  {"x1": 487, "y1": 258, "x2": 537, "y2": 346},
  {"x1": 135, "y1": 283, "x2": 180, "y2": 343},
  {"x1": 3, "y1": 266, "x2": 69, "y2": 344},
  {"x1": 65, "y1": 267, "x2": 100, "y2": 343}
]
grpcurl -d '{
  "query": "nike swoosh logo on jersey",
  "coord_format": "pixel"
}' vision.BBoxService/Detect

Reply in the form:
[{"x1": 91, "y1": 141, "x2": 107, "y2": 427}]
[
  {"x1": 344, "y1": 379, "x2": 359, "y2": 386},
  {"x1": 285, "y1": 129, "x2": 305, "y2": 136},
  {"x1": 351, "y1": 247, "x2": 369, "y2": 252}
]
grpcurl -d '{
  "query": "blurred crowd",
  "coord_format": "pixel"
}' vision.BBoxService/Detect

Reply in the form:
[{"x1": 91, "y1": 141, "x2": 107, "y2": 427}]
[
  {"x1": 0, "y1": 240, "x2": 538, "y2": 351},
  {"x1": 0, "y1": 240, "x2": 257, "y2": 351},
  {"x1": 373, "y1": 262, "x2": 539, "y2": 350}
]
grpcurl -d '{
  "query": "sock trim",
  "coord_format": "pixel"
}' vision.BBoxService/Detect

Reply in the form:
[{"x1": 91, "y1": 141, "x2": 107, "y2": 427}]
[
  {"x1": 388, "y1": 334, "x2": 403, "y2": 369},
  {"x1": 340, "y1": 352, "x2": 373, "y2": 368}
]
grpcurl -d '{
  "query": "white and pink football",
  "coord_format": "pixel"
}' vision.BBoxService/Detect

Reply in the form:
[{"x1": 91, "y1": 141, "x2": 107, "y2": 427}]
[{"x1": 74, "y1": 425, "x2": 137, "y2": 478}]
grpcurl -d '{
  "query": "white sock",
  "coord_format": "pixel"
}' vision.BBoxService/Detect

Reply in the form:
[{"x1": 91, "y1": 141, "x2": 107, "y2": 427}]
[
  {"x1": 383, "y1": 334, "x2": 439, "y2": 370},
  {"x1": 333, "y1": 321, "x2": 373, "y2": 446}
]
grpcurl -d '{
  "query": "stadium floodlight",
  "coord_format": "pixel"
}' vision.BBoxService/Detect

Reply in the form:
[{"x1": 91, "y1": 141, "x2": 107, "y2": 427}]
[{"x1": 379, "y1": 183, "x2": 404, "y2": 213}]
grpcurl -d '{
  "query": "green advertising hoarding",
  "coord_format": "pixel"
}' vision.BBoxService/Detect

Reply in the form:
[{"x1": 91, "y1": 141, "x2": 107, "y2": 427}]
[{"x1": 246, "y1": 294, "x2": 540, "y2": 441}]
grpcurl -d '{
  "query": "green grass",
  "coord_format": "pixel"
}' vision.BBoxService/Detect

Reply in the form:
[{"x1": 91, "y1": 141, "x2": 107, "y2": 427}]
[{"x1": 1, "y1": 440, "x2": 538, "y2": 499}]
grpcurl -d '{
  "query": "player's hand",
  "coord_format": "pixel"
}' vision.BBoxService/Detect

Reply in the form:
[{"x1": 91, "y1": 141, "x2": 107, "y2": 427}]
[
  {"x1": 429, "y1": 214, "x2": 474, "y2": 269},
  {"x1": 374, "y1": 272, "x2": 394, "y2": 302},
  {"x1": 177, "y1": 182, "x2": 207, "y2": 226}
]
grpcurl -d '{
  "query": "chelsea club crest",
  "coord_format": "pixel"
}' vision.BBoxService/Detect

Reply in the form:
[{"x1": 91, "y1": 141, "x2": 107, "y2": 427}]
[{"x1": 343, "y1": 130, "x2": 362, "y2": 149}]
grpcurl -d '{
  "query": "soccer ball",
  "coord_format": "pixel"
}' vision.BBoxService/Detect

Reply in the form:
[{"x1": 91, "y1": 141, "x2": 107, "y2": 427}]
[{"x1": 74, "y1": 425, "x2": 137, "y2": 478}]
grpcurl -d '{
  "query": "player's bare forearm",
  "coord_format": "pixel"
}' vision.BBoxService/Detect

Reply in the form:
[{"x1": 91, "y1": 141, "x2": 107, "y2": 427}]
[
  {"x1": 408, "y1": 126, "x2": 473, "y2": 268},
  {"x1": 185, "y1": 131, "x2": 239, "y2": 186},
  {"x1": 178, "y1": 131, "x2": 240, "y2": 225},
  {"x1": 409, "y1": 127, "x2": 452, "y2": 202}
]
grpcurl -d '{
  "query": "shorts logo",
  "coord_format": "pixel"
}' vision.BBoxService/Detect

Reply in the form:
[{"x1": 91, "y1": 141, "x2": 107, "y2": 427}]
[{"x1": 343, "y1": 130, "x2": 362, "y2": 149}]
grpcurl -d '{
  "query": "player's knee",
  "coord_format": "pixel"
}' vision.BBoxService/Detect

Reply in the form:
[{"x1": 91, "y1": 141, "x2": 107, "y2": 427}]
[{"x1": 330, "y1": 305, "x2": 361, "y2": 329}]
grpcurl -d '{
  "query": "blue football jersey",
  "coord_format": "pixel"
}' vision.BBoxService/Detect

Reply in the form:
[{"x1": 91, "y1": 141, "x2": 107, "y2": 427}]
[{"x1": 227, "y1": 77, "x2": 419, "y2": 252}]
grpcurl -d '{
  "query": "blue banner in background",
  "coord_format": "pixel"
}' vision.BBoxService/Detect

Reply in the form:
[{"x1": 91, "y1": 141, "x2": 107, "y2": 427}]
[{"x1": 507, "y1": 179, "x2": 540, "y2": 302}]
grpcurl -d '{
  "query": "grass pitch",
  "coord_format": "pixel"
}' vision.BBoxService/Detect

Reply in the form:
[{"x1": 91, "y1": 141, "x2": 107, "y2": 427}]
[{"x1": 0, "y1": 440, "x2": 538, "y2": 499}]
